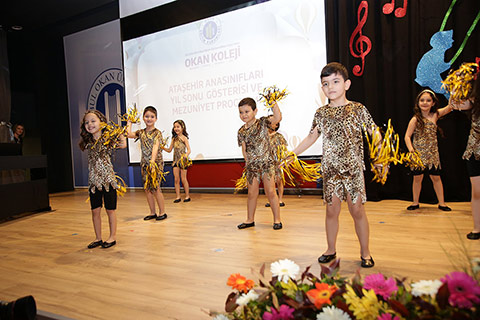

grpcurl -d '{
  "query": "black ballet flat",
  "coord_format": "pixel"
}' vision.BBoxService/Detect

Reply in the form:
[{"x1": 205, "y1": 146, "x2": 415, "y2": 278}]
[
  {"x1": 438, "y1": 205, "x2": 452, "y2": 211},
  {"x1": 318, "y1": 252, "x2": 336, "y2": 263},
  {"x1": 407, "y1": 204, "x2": 419, "y2": 210},
  {"x1": 361, "y1": 256, "x2": 375, "y2": 268},
  {"x1": 265, "y1": 203, "x2": 271, "y2": 207},
  {"x1": 173, "y1": 199, "x2": 181, "y2": 203},
  {"x1": 101, "y1": 240, "x2": 116, "y2": 248},
  {"x1": 156, "y1": 213, "x2": 167, "y2": 221},
  {"x1": 183, "y1": 198, "x2": 191, "y2": 202},
  {"x1": 467, "y1": 232, "x2": 480, "y2": 240},
  {"x1": 87, "y1": 240, "x2": 103, "y2": 249},
  {"x1": 143, "y1": 214, "x2": 157, "y2": 221},
  {"x1": 237, "y1": 222, "x2": 255, "y2": 229},
  {"x1": 273, "y1": 222, "x2": 283, "y2": 230},
  {"x1": 279, "y1": 202, "x2": 285, "y2": 207}
]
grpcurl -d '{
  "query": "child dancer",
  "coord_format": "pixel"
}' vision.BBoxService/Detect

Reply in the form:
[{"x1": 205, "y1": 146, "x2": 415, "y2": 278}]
[
  {"x1": 163, "y1": 120, "x2": 191, "y2": 203},
  {"x1": 79, "y1": 110, "x2": 126, "y2": 249},
  {"x1": 126, "y1": 106, "x2": 167, "y2": 221},
  {"x1": 292, "y1": 62, "x2": 376, "y2": 267},
  {"x1": 404, "y1": 89, "x2": 453, "y2": 211},
  {"x1": 237, "y1": 98, "x2": 283, "y2": 230},
  {"x1": 449, "y1": 69, "x2": 480, "y2": 239},
  {"x1": 265, "y1": 115, "x2": 287, "y2": 208}
]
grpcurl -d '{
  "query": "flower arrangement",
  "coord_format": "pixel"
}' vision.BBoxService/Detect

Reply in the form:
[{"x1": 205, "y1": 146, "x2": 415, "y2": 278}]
[{"x1": 210, "y1": 258, "x2": 480, "y2": 320}]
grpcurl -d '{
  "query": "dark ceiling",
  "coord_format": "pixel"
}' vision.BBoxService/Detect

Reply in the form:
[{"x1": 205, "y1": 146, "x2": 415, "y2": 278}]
[{"x1": 1, "y1": 0, "x2": 117, "y2": 32}]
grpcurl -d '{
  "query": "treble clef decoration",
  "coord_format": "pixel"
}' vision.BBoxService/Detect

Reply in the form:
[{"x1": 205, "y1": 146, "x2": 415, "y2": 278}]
[{"x1": 349, "y1": 1, "x2": 372, "y2": 77}]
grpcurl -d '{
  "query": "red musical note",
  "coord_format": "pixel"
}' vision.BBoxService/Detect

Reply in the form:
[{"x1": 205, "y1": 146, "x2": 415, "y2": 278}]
[
  {"x1": 394, "y1": 0, "x2": 408, "y2": 18},
  {"x1": 349, "y1": 1, "x2": 371, "y2": 77},
  {"x1": 382, "y1": 0, "x2": 394, "y2": 15},
  {"x1": 383, "y1": 0, "x2": 408, "y2": 18}
]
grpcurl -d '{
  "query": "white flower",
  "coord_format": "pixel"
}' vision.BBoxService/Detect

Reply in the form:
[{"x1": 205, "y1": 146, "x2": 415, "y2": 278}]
[
  {"x1": 270, "y1": 259, "x2": 300, "y2": 283},
  {"x1": 411, "y1": 279, "x2": 443, "y2": 297},
  {"x1": 317, "y1": 306, "x2": 351, "y2": 320},
  {"x1": 236, "y1": 289, "x2": 259, "y2": 306},
  {"x1": 212, "y1": 315, "x2": 230, "y2": 320},
  {"x1": 472, "y1": 258, "x2": 480, "y2": 274}
]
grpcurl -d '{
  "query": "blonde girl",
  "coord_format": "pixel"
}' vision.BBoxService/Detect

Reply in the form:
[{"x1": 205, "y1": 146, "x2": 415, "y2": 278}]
[{"x1": 79, "y1": 110, "x2": 126, "y2": 249}]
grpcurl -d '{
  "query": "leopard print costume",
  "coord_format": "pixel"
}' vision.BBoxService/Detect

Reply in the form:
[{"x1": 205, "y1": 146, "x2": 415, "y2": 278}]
[{"x1": 310, "y1": 101, "x2": 376, "y2": 204}]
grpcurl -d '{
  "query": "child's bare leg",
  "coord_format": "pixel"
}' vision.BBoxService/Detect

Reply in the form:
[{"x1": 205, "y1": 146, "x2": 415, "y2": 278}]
[
  {"x1": 173, "y1": 167, "x2": 181, "y2": 199},
  {"x1": 263, "y1": 175, "x2": 281, "y2": 223},
  {"x1": 324, "y1": 196, "x2": 341, "y2": 255},
  {"x1": 277, "y1": 179, "x2": 284, "y2": 204},
  {"x1": 153, "y1": 188, "x2": 166, "y2": 214},
  {"x1": 181, "y1": 169, "x2": 190, "y2": 199},
  {"x1": 430, "y1": 175, "x2": 446, "y2": 206},
  {"x1": 92, "y1": 207, "x2": 102, "y2": 241},
  {"x1": 105, "y1": 209, "x2": 117, "y2": 243},
  {"x1": 411, "y1": 174, "x2": 423, "y2": 205},
  {"x1": 145, "y1": 190, "x2": 157, "y2": 215},
  {"x1": 346, "y1": 194, "x2": 371, "y2": 259},
  {"x1": 471, "y1": 176, "x2": 480, "y2": 232},
  {"x1": 245, "y1": 179, "x2": 260, "y2": 223}
]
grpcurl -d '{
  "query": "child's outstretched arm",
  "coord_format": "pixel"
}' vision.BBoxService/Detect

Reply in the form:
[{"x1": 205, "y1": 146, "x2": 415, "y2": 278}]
[
  {"x1": 125, "y1": 121, "x2": 137, "y2": 139},
  {"x1": 437, "y1": 103, "x2": 454, "y2": 118},
  {"x1": 292, "y1": 127, "x2": 320, "y2": 156},
  {"x1": 117, "y1": 133, "x2": 127, "y2": 149},
  {"x1": 163, "y1": 141, "x2": 173, "y2": 153},
  {"x1": 404, "y1": 117, "x2": 417, "y2": 153}
]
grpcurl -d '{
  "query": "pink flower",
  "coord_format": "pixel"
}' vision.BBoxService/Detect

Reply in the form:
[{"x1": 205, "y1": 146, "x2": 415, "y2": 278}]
[
  {"x1": 262, "y1": 304, "x2": 295, "y2": 320},
  {"x1": 377, "y1": 314, "x2": 401, "y2": 320},
  {"x1": 363, "y1": 273, "x2": 398, "y2": 300},
  {"x1": 442, "y1": 271, "x2": 480, "y2": 308}
]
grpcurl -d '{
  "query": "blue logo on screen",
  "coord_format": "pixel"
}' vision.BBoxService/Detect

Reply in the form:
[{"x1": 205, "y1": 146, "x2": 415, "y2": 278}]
[
  {"x1": 199, "y1": 18, "x2": 221, "y2": 44},
  {"x1": 86, "y1": 68, "x2": 125, "y2": 122}
]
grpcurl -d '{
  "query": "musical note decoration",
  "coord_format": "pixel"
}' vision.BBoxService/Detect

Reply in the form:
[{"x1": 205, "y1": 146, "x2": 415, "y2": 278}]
[
  {"x1": 349, "y1": 1, "x2": 372, "y2": 77},
  {"x1": 415, "y1": 0, "x2": 480, "y2": 98},
  {"x1": 382, "y1": 0, "x2": 408, "y2": 18}
]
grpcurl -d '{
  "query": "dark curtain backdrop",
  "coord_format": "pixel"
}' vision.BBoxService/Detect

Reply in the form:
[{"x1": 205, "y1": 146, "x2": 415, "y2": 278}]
[
  {"x1": 325, "y1": 0, "x2": 480, "y2": 203},
  {"x1": 0, "y1": 30, "x2": 11, "y2": 123}
]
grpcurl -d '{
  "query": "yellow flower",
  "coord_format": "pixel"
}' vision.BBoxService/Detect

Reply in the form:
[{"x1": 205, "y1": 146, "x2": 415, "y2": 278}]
[{"x1": 343, "y1": 285, "x2": 393, "y2": 320}]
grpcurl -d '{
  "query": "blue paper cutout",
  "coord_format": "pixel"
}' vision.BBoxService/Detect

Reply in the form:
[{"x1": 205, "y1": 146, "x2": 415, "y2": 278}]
[{"x1": 415, "y1": 30, "x2": 453, "y2": 97}]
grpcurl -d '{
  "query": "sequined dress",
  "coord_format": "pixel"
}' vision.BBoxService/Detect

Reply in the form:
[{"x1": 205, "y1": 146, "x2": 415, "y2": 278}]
[
  {"x1": 270, "y1": 132, "x2": 287, "y2": 180},
  {"x1": 463, "y1": 112, "x2": 480, "y2": 160},
  {"x1": 310, "y1": 101, "x2": 376, "y2": 204},
  {"x1": 238, "y1": 116, "x2": 276, "y2": 183},
  {"x1": 412, "y1": 118, "x2": 441, "y2": 170},
  {"x1": 87, "y1": 141, "x2": 118, "y2": 194},
  {"x1": 172, "y1": 136, "x2": 191, "y2": 169},
  {"x1": 136, "y1": 128, "x2": 164, "y2": 189}
]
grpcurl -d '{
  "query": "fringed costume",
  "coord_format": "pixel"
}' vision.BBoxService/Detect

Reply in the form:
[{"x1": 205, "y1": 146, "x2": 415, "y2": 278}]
[
  {"x1": 463, "y1": 113, "x2": 480, "y2": 161},
  {"x1": 87, "y1": 140, "x2": 119, "y2": 194},
  {"x1": 237, "y1": 117, "x2": 276, "y2": 185},
  {"x1": 172, "y1": 137, "x2": 192, "y2": 169},
  {"x1": 412, "y1": 119, "x2": 441, "y2": 170},
  {"x1": 136, "y1": 128, "x2": 165, "y2": 192},
  {"x1": 311, "y1": 101, "x2": 376, "y2": 205}
]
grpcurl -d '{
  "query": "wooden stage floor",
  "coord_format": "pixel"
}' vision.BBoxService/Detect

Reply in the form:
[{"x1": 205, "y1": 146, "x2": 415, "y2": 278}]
[{"x1": 1, "y1": 190, "x2": 479, "y2": 319}]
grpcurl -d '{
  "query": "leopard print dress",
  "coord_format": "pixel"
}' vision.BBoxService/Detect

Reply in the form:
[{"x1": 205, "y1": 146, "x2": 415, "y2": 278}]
[
  {"x1": 310, "y1": 101, "x2": 376, "y2": 204},
  {"x1": 270, "y1": 131, "x2": 287, "y2": 182},
  {"x1": 412, "y1": 118, "x2": 441, "y2": 170},
  {"x1": 238, "y1": 116, "x2": 276, "y2": 184}
]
